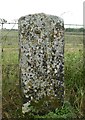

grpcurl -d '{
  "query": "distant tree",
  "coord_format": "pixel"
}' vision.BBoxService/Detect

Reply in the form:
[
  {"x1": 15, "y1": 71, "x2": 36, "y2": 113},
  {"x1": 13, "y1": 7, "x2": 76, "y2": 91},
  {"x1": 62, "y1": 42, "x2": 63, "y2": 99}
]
[
  {"x1": 65, "y1": 28, "x2": 84, "y2": 32},
  {"x1": 79, "y1": 28, "x2": 84, "y2": 32}
]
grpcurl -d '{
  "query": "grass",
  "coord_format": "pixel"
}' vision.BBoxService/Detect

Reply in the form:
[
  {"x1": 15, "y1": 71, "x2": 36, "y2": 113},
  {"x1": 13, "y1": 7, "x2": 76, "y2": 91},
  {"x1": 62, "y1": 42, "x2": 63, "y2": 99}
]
[
  {"x1": 34, "y1": 101, "x2": 76, "y2": 119},
  {"x1": 2, "y1": 64, "x2": 22, "y2": 118},
  {"x1": 1, "y1": 29, "x2": 84, "y2": 119},
  {"x1": 2, "y1": 48, "x2": 19, "y2": 64},
  {"x1": 64, "y1": 44, "x2": 84, "y2": 116}
]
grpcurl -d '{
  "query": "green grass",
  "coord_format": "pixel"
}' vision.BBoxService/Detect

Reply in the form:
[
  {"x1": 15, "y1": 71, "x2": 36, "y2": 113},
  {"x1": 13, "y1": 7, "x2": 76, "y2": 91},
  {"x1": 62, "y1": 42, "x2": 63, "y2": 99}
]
[
  {"x1": 0, "y1": 29, "x2": 18, "y2": 48},
  {"x1": 2, "y1": 64, "x2": 22, "y2": 118},
  {"x1": 34, "y1": 101, "x2": 76, "y2": 119},
  {"x1": 64, "y1": 44, "x2": 83, "y2": 114},
  {"x1": 65, "y1": 33, "x2": 83, "y2": 44},
  {"x1": 1, "y1": 30, "x2": 84, "y2": 119},
  {"x1": 2, "y1": 48, "x2": 19, "y2": 64}
]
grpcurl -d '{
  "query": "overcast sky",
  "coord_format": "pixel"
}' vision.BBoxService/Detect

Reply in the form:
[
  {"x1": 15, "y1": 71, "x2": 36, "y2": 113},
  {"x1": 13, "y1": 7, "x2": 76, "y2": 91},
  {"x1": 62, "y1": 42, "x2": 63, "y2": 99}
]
[{"x1": 0, "y1": 0, "x2": 84, "y2": 25}]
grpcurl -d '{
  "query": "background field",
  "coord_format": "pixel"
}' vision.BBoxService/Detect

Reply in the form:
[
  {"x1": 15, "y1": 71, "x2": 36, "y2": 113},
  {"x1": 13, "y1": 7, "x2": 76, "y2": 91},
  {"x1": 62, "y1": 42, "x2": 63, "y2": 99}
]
[{"x1": 0, "y1": 29, "x2": 84, "y2": 119}]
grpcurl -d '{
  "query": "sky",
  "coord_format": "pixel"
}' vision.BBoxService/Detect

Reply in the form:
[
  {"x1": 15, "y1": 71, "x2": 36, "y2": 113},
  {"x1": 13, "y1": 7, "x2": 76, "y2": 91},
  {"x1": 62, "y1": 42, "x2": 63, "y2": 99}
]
[{"x1": 0, "y1": 0, "x2": 84, "y2": 25}]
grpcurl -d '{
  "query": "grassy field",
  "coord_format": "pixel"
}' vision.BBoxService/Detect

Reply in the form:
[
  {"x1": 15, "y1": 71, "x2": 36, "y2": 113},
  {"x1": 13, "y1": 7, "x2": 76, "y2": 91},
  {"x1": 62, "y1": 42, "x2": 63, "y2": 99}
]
[{"x1": 1, "y1": 29, "x2": 84, "y2": 119}]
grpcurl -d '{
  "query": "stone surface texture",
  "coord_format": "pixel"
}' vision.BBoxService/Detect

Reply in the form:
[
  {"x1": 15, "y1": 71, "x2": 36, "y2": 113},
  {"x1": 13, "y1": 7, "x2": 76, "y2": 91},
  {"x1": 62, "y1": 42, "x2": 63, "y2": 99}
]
[{"x1": 18, "y1": 13, "x2": 64, "y2": 115}]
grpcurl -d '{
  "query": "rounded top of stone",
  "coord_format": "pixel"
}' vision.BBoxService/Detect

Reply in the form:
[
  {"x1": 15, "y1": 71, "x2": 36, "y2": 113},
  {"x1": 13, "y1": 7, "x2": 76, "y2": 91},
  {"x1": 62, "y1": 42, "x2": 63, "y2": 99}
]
[{"x1": 18, "y1": 13, "x2": 64, "y2": 23}]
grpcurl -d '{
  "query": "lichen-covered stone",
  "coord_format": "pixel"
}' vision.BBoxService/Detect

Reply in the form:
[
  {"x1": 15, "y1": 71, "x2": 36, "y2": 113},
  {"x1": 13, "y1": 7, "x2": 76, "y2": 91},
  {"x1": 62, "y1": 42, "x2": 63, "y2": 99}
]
[{"x1": 18, "y1": 13, "x2": 64, "y2": 115}]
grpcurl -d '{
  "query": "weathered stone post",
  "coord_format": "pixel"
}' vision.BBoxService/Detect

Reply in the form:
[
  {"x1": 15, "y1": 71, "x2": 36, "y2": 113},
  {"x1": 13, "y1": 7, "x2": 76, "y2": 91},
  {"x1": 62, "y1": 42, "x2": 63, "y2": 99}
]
[{"x1": 18, "y1": 13, "x2": 64, "y2": 115}]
